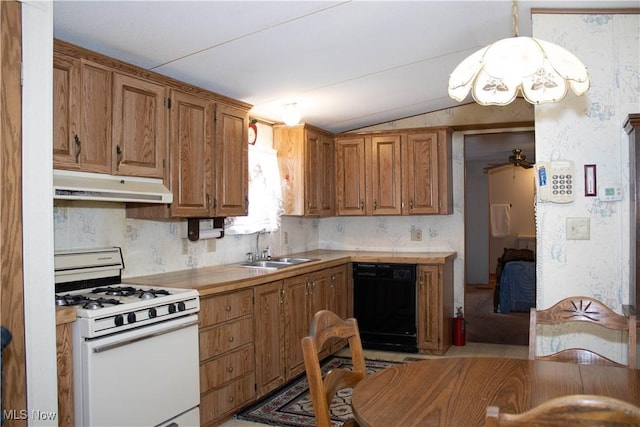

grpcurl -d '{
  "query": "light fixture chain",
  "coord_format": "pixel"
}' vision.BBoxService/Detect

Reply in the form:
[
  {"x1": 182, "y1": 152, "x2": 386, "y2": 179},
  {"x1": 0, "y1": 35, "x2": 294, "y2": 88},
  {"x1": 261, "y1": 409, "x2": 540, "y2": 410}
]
[{"x1": 512, "y1": 0, "x2": 519, "y2": 37}]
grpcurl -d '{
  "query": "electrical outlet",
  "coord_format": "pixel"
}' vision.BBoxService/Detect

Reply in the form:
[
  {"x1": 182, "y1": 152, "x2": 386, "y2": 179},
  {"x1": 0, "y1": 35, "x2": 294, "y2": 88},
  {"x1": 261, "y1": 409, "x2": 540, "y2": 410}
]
[
  {"x1": 411, "y1": 228, "x2": 423, "y2": 241},
  {"x1": 207, "y1": 239, "x2": 216, "y2": 252},
  {"x1": 182, "y1": 239, "x2": 189, "y2": 255}
]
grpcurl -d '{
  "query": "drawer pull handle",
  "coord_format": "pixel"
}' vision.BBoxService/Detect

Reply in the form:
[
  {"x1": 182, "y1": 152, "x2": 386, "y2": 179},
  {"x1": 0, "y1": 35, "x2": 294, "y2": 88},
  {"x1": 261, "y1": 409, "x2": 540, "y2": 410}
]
[{"x1": 225, "y1": 306, "x2": 232, "y2": 312}]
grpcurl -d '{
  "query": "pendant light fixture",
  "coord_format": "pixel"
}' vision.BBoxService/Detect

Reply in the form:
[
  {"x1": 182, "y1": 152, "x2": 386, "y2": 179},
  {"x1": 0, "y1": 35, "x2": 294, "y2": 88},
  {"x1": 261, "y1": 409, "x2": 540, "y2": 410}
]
[
  {"x1": 282, "y1": 102, "x2": 301, "y2": 126},
  {"x1": 448, "y1": 0, "x2": 590, "y2": 106}
]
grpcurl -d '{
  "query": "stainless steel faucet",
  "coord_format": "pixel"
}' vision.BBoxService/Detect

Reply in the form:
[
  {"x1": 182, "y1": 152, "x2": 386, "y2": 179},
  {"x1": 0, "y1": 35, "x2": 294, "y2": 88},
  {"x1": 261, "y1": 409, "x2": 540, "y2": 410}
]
[{"x1": 256, "y1": 229, "x2": 268, "y2": 260}]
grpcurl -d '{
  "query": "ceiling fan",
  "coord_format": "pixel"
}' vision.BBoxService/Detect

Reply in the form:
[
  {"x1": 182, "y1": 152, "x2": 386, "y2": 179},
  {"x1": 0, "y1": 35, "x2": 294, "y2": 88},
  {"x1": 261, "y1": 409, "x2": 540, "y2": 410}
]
[{"x1": 483, "y1": 149, "x2": 534, "y2": 172}]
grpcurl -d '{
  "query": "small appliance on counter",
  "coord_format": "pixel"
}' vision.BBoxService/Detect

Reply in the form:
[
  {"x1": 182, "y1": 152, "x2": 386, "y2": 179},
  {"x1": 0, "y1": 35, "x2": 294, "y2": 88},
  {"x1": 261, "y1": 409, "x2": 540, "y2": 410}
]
[{"x1": 54, "y1": 247, "x2": 200, "y2": 427}]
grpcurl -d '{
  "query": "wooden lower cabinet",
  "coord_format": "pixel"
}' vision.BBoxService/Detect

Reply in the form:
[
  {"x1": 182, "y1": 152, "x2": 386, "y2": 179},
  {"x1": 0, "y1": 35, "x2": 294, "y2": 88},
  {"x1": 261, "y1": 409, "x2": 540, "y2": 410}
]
[
  {"x1": 254, "y1": 280, "x2": 286, "y2": 397},
  {"x1": 56, "y1": 310, "x2": 76, "y2": 427},
  {"x1": 198, "y1": 289, "x2": 255, "y2": 426},
  {"x1": 254, "y1": 265, "x2": 349, "y2": 399},
  {"x1": 417, "y1": 261, "x2": 454, "y2": 355}
]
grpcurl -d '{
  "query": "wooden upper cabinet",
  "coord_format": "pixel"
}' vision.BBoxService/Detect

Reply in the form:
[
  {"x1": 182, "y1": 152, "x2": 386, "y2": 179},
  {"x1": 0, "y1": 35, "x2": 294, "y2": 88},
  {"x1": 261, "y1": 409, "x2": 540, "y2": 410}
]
[
  {"x1": 369, "y1": 135, "x2": 402, "y2": 215},
  {"x1": 215, "y1": 103, "x2": 248, "y2": 217},
  {"x1": 112, "y1": 73, "x2": 167, "y2": 178},
  {"x1": 169, "y1": 90, "x2": 214, "y2": 217},
  {"x1": 403, "y1": 132, "x2": 440, "y2": 214},
  {"x1": 53, "y1": 54, "x2": 112, "y2": 173},
  {"x1": 335, "y1": 136, "x2": 367, "y2": 216},
  {"x1": 320, "y1": 134, "x2": 335, "y2": 216},
  {"x1": 335, "y1": 127, "x2": 452, "y2": 216},
  {"x1": 273, "y1": 124, "x2": 334, "y2": 216}
]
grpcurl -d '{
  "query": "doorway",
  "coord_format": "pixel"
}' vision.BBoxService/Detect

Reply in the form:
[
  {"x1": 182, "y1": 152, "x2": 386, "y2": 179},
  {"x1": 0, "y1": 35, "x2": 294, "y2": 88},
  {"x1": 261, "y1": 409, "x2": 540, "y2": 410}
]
[{"x1": 463, "y1": 129, "x2": 535, "y2": 345}]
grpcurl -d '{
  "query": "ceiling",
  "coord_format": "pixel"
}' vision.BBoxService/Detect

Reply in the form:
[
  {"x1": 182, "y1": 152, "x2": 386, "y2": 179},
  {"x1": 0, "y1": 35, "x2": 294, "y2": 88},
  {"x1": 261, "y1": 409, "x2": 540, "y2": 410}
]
[{"x1": 53, "y1": 0, "x2": 635, "y2": 136}]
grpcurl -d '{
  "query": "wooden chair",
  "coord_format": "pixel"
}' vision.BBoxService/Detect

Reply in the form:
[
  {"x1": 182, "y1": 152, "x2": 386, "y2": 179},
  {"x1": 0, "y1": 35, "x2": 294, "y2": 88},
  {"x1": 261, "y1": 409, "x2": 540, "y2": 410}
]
[
  {"x1": 529, "y1": 296, "x2": 637, "y2": 367},
  {"x1": 301, "y1": 310, "x2": 366, "y2": 427},
  {"x1": 485, "y1": 394, "x2": 640, "y2": 427}
]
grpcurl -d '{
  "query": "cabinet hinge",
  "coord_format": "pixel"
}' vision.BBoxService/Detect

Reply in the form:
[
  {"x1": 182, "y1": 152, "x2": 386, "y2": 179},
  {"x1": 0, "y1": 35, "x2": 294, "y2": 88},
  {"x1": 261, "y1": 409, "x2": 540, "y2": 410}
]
[{"x1": 165, "y1": 97, "x2": 172, "y2": 109}]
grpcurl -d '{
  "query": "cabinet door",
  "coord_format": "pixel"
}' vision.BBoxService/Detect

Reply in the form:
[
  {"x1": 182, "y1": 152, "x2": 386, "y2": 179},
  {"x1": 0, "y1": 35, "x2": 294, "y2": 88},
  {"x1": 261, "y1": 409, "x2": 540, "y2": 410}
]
[
  {"x1": 329, "y1": 264, "x2": 349, "y2": 320},
  {"x1": 335, "y1": 137, "x2": 366, "y2": 216},
  {"x1": 417, "y1": 265, "x2": 441, "y2": 351},
  {"x1": 329, "y1": 265, "x2": 350, "y2": 353},
  {"x1": 369, "y1": 135, "x2": 402, "y2": 215},
  {"x1": 169, "y1": 90, "x2": 214, "y2": 217},
  {"x1": 215, "y1": 103, "x2": 248, "y2": 216},
  {"x1": 112, "y1": 73, "x2": 167, "y2": 178},
  {"x1": 309, "y1": 271, "x2": 333, "y2": 359},
  {"x1": 304, "y1": 129, "x2": 322, "y2": 216},
  {"x1": 254, "y1": 281, "x2": 286, "y2": 397},
  {"x1": 320, "y1": 134, "x2": 335, "y2": 216},
  {"x1": 76, "y1": 59, "x2": 113, "y2": 174},
  {"x1": 53, "y1": 53, "x2": 81, "y2": 170},
  {"x1": 284, "y1": 275, "x2": 311, "y2": 380},
  {"x1": 404, "y1": 132, "x2": 439, "y2": 214}
]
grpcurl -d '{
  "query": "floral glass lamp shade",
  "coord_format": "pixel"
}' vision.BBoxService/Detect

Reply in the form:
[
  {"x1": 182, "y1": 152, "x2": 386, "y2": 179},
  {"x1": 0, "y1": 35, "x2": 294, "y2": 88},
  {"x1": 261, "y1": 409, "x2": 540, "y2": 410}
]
[{"x1": 448, "y1": 1, "x2": 590, "y2": 106}]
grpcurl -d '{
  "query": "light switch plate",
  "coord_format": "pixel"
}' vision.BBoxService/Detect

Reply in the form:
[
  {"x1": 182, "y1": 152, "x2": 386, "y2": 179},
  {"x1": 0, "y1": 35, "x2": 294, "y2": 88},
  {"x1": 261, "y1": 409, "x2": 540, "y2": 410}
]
[{"x1": 566, "y1": 217, "x2": 590, "y2": 240}]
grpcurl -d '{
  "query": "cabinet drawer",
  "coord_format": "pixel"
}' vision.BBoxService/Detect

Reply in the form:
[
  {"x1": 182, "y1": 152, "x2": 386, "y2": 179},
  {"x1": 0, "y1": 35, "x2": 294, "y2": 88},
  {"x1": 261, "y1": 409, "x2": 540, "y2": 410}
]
[
  {"x1": 199, "y1": 317, "x2": 253, "y2": 360},
  {"x1": 200, "y1": 374, "x2": 255, "y2": 426},
  {"x1": 200, "y1": 344, "x2": 254, "y2": 392},
  {"x1": 199, "y1": 289, "x2": 253, "y2": 328}
]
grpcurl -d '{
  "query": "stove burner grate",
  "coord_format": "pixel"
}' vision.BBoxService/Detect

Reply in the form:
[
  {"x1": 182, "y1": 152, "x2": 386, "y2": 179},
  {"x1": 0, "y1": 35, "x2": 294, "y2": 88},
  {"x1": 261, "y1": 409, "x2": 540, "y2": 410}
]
[
  {"x1": 55, "y1": 294, "x2": 122, "y2": 308},
  {"x1": 91, "y1": 286, "x2": 172, "y2": 299}
]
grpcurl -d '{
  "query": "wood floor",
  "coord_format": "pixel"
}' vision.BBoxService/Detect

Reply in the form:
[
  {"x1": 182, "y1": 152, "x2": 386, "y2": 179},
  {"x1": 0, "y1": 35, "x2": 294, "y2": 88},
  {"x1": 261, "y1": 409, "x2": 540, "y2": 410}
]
[{"x1": 464, "y1": 284, "x2": 530, "y2": 346}]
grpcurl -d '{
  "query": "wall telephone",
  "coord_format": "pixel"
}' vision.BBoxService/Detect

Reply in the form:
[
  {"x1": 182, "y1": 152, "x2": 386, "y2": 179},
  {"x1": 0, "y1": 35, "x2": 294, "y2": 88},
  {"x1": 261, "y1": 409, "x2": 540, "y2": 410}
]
[{"x1": 535, "y1": 160, "x2": 575, "y2": 203}]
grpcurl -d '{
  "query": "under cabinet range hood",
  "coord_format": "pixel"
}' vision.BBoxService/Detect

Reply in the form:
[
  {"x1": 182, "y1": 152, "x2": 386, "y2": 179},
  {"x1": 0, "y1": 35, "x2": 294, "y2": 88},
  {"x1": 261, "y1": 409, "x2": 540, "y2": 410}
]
[{"x1": 53, "y1": 169, "x2": 173, "y2": 204}]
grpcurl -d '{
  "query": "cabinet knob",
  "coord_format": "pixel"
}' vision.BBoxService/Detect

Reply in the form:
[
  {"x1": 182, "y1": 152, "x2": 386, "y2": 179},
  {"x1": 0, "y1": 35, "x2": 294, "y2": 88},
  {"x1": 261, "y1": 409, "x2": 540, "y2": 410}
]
[
  {"x1": 373, "y1": 200, "x2": 377, "y2": 210},
  {"x1": 227, "y1": 366, "x2": 234, "y2": 373},
  {"x1": 360, "y1": 200, "x2": 364, "y2": 210},
  {"x1": 228, "y1": 396, "x2": 234, "y2": 403},
  {"x1": 410, "y1": 199, "x2": 414, "y2": 209},
  {"x1": 116, "y1": 145, "x2": 123, "y2": 168},
  {"x1": 225, "y1": 305, "x2": 232, "y2": 312},
  {"x1": 74, "y1": 135, "x2": 82, "y2": 163},
  {"x1": 228, "y1": 336, "x2": 235, "y2": 342}
]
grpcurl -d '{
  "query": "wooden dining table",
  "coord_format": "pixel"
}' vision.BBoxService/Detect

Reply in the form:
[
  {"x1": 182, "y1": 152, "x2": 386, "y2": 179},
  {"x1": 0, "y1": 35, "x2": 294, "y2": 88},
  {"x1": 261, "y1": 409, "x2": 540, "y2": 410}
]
[{"x1": 351, "y1": 357, "x2": 640, "y2": 427}]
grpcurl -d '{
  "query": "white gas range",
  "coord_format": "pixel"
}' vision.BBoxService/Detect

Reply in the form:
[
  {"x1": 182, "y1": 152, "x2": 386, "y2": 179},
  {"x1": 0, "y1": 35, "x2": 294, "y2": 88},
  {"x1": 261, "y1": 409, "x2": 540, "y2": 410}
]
[{"x1": 55, "y1": 247, "x2": 200, "y2": 427}]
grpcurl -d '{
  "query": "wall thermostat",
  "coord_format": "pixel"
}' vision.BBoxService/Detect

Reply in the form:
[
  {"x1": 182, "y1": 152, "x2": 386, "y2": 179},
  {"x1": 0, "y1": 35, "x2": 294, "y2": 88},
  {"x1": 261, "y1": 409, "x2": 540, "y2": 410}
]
[{"x1": 598, "y1": 185, "x2": 622, "y2": 201}]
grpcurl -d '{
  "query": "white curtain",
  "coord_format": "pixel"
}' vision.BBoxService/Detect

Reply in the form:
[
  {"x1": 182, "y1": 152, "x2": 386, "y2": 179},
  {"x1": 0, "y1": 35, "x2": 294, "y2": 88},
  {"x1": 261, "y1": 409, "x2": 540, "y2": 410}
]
[{"x1": 225, "y1": 145, "x2": 284, "y2": 235}]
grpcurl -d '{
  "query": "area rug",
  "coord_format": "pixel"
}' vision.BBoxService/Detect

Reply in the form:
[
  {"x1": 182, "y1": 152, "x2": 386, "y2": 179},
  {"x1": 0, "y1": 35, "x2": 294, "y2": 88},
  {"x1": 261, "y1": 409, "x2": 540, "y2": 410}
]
[{"x1": 235, "y1": 356, "x2": 402, "y2": 427}]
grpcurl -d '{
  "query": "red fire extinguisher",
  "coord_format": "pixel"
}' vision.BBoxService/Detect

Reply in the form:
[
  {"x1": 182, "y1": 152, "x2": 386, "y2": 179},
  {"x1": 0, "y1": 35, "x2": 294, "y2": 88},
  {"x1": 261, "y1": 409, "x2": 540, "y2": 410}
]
[{"x1": 453, "y1": 306, "x2": 465, "y2": 346}]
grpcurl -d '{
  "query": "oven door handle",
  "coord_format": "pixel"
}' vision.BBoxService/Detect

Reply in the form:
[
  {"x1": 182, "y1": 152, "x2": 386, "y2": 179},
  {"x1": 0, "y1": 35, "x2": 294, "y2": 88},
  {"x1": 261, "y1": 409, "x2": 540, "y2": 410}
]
[{"x1": 92, "y1": 319, "x2": 199, "y2": 353}]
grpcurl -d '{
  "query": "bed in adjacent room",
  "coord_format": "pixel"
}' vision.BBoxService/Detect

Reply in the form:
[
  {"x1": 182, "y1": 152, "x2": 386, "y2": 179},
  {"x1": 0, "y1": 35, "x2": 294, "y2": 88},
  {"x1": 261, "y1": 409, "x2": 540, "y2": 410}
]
[{"x1": 493, "y1": 248, "x2": 536, "y2": 314}]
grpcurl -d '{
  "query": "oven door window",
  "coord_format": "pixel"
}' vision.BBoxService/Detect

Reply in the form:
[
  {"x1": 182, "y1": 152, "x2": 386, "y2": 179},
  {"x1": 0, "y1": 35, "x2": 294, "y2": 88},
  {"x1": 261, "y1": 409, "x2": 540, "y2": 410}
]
[{"x1": 76, "y1": 315, "x2": 200, "y2": 427}]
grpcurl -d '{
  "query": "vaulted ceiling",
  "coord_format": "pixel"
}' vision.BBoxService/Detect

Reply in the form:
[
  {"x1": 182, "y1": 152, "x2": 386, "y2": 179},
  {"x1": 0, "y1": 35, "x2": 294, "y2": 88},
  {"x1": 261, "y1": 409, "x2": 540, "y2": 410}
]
[{"x1": 53, "y1": 1, "x2": 635, "y2": 134}]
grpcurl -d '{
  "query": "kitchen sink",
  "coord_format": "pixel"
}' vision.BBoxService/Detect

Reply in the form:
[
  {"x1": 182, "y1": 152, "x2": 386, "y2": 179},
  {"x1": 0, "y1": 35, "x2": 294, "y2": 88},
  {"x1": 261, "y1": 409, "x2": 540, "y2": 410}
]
[
  {"x1": 270, "y1": 257, "x2": 316, "y2": 264},
  {"x1": 238, "y1": 257, "x2": 318, "y2": 270}
]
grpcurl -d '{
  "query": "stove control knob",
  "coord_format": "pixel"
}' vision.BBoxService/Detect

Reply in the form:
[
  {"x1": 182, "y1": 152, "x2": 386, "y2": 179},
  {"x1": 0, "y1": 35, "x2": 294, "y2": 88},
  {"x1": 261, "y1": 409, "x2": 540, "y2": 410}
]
[
  {"x1": 178, "y1": 301, "x2": 186, "y2": 312},
  {"x1": 127, "y1": 312, "x2": 137, "y2": 323},
  {"x1": 114, "y1": 314, "x2": 124, "y2": 327},
  {"x1": 148, "y1": 307, "x2": 157, "y2": 318},
  {"x1": 168, "y1": 303, "x2": 176, "y2": 314}
]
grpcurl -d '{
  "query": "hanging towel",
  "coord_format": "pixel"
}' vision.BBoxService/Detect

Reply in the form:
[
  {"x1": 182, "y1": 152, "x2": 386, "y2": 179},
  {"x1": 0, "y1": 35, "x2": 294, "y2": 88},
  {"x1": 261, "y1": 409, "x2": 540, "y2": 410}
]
[{"x1": 490, "y1": 204, "x2": 511, "y2": 238}]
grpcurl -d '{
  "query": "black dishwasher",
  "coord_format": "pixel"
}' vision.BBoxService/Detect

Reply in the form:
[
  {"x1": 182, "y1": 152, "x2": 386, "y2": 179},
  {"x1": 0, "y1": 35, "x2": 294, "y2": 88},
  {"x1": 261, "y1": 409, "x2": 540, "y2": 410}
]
[{"x1": 353, "y1": 263, "x2": 417, "y2": 353}]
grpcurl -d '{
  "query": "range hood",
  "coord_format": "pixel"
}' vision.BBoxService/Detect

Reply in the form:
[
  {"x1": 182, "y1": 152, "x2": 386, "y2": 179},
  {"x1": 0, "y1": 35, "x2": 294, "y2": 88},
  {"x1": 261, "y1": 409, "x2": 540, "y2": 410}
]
[{"x1": 53, "y1": 169, "x2": 173, "y2": 204}]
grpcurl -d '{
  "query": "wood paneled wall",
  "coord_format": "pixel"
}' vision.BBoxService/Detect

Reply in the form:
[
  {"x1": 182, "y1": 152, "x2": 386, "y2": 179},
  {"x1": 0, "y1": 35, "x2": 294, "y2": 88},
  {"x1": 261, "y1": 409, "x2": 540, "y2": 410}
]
[{"x1": 0, "y1": 1, "x2": 26, "y2": 425}]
